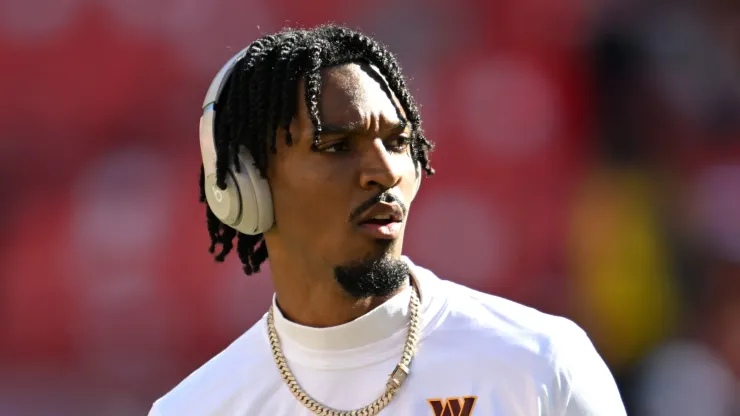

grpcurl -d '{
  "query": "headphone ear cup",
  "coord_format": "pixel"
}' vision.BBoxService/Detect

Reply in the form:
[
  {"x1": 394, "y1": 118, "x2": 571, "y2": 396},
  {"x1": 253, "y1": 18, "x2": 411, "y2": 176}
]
[
  {"x1": 200, "y1": 104, "x2": 245, "y2": 226},
  {"x1": 203, "y1": 169, "x2": 243, "y2": 225},
  {"x1": 230, "y1": 149, "x2": 274, "y2": 235}
]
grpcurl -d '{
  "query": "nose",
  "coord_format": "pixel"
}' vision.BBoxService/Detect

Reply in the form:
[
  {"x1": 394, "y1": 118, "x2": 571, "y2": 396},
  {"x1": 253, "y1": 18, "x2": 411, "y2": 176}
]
[{"x1": 359, "y1": 138, "x2": 402, "y2": 191}]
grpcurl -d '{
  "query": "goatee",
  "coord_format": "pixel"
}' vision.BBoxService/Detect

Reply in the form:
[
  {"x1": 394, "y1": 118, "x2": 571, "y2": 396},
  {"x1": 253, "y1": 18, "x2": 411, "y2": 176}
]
[{"x1": 333, "y1": 257, "x2": 410, "y2": 299}]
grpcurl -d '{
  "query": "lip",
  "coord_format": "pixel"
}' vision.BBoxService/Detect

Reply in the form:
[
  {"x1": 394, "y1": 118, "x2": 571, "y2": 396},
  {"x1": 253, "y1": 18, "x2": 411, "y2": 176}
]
[
  {"x1": 354, "y1": 202, "x2": 404, "y2": 225},
  {"x1": 354, "y1": 202, "x2": 404, "y2": 240},
  {"x1": 357, "y1": 221, "x2": 403, "y2": 239}
]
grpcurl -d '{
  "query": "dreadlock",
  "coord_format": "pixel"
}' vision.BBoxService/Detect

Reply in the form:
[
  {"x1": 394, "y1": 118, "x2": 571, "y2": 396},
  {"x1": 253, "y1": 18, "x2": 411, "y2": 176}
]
[{"x1": 198, "y1": 25, "x2": 435, "y2": 276}]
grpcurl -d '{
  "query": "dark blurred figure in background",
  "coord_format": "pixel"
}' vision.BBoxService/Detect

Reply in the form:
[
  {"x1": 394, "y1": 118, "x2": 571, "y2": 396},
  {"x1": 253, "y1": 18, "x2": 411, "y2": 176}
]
[
  {"x1": 581, "y1": 0, "x2": 740, "y2": 414},
  {"x1": 636, "y1": 256, "x2": 740, "y2": 415}
]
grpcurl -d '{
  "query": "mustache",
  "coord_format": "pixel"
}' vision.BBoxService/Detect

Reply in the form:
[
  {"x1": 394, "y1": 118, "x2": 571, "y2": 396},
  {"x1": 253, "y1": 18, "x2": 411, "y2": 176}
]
[{"x1": 348, "y1": 191, "x2": 408, "y2": 223}]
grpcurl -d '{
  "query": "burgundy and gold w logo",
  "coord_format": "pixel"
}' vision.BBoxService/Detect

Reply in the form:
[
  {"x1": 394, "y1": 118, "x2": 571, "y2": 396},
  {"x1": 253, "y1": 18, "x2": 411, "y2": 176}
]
[{"x1": 427, "y1": 396, "x2": 478, "y2": 416}]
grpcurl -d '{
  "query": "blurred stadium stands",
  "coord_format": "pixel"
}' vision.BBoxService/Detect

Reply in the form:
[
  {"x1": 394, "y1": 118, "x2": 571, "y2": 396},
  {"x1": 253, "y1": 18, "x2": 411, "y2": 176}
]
[{"x1": 1, "y1": 0, "x2": 738, "y2": 414}]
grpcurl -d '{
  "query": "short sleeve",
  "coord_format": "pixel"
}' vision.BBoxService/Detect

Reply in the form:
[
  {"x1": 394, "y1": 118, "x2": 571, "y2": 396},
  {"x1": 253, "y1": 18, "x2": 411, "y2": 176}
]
[
  {"x1": 548, "y1": 318, "x2": 627, "y2": 416},
  {"x1": 147, "y1": 402, "x2": 162, "y2": 416}
]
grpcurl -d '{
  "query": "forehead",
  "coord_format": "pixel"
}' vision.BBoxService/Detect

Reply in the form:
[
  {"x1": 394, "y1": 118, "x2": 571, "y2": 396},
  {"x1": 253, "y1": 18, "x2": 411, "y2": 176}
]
[{"x1": 317, "y1": 63, "x2": 402, "y2": 126}]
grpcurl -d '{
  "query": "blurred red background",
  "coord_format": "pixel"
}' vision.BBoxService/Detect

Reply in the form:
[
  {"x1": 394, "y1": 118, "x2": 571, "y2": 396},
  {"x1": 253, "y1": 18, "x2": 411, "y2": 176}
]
[{"x1": 1, "y1": 0, "x2": 739, "y2": 414}]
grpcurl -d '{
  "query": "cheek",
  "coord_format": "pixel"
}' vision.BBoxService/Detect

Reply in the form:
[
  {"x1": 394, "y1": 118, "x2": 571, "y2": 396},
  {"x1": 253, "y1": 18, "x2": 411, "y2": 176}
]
[
  {"x1": 400, "y1": 162, "x2": 420, "y2": 205},
  {"x1": 271, "y1": 164, "x2": 351, "y2": 239}
]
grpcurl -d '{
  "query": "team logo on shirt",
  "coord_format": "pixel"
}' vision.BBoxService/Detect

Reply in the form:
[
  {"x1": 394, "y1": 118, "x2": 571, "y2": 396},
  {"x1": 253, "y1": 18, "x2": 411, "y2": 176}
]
[{"x1": 426, "y1": 396, "x2": 477, "y2": 416}]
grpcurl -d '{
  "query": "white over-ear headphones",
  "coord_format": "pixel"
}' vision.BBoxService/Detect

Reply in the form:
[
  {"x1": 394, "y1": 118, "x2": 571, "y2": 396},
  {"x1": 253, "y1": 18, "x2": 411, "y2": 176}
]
[
  {"x1": 199, "y1": 48, "x2": 423, "y2": 235},
  {"x1": 200, "y1": 46, "x2": 274, "y2": 235}
]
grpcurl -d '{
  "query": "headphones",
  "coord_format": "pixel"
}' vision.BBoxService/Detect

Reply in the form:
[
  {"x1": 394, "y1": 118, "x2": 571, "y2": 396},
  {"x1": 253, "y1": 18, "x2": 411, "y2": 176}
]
[{"x1": 199, "y1": 47, "x2": 422, "y2": 235}]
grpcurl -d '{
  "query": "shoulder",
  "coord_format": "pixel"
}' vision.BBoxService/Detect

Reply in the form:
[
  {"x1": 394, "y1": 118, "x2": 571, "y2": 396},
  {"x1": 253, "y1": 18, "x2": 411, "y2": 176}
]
[
  {"x1": 412, "y1": 261, "x2": 602, "y2": 368},
  {"x1": 430, "y1": 276, "x2": 585, "y2": 361},
  {"x1": 149, "y1": 316, "x2": 280, "y2": 416},
  {"x1": 420, "y1": 269, "x2": 625, "y2": 414}
]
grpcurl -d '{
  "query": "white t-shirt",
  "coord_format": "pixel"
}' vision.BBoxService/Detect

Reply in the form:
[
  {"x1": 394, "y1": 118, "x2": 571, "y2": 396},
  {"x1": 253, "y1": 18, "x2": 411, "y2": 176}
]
[{"x1": 149, "y1": 260, "x2": 626, "y2": 415}]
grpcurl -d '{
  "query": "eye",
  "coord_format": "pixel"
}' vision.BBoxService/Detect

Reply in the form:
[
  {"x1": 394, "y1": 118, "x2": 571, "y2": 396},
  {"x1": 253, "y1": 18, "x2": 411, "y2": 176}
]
[
  {"x1": 386, "y1": 136, "x2": 411, "y2": 153},
  {"x1": 316, "y1": 139, "x2": 351, "y2": 153}
]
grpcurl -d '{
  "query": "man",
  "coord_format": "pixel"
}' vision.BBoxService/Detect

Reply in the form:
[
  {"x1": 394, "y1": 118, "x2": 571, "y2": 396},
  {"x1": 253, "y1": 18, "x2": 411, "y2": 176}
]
[{"x1": 149, "y1": 25, "x2": 626, "y2": 415}]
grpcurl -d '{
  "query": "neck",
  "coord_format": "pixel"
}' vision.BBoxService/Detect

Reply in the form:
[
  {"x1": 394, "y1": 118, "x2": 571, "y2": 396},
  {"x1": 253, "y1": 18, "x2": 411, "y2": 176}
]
[{"x1": 268, "y1": 258, "x2": 408, "y2": 328}]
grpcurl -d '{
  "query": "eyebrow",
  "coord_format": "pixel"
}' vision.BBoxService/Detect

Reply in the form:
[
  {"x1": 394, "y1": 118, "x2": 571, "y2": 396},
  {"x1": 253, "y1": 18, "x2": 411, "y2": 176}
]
[{"x1": 319, "y1": 119, "x2": 408, "y2": 136}]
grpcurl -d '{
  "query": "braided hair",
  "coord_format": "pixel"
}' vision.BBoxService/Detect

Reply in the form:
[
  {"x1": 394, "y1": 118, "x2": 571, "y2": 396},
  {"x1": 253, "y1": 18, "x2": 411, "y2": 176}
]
[{"x1": 199, "y1": 25, "x2": 435, "y2": 276}]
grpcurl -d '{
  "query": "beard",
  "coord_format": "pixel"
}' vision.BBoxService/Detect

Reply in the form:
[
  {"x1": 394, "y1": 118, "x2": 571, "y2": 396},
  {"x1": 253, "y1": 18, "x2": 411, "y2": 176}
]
[{"x1": 333, "y1": 256, "x2": 410, "y2": 299}]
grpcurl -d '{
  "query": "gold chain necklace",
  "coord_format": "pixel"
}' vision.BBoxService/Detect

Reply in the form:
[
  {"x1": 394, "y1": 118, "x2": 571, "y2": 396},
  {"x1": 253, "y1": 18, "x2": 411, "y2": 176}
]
[{"x1": 267, "y1": 283, "x2": 421, "y2": 415}]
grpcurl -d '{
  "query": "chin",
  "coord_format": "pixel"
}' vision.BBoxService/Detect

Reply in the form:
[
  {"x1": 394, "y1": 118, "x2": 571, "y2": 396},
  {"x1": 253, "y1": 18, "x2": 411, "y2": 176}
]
[{"x1": 333, "y1": 255, "x2": 410, "y2": 299}]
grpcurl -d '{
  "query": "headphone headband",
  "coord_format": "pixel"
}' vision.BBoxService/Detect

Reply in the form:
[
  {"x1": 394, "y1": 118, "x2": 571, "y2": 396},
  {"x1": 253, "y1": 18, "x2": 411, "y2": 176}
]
[{"x1": 203, "y1": 47, "x2": 252, "y2": 109}]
